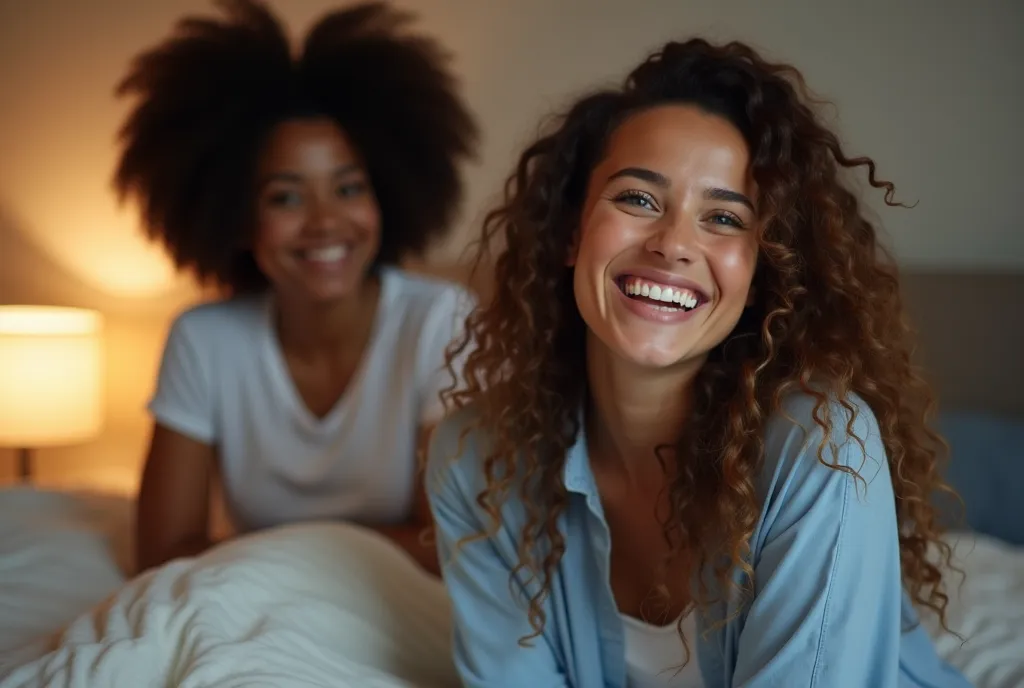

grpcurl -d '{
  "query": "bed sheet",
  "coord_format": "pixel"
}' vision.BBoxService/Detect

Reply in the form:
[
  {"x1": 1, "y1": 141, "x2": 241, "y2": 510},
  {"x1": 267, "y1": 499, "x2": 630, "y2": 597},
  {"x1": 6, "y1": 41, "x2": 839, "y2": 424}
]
[{"x1": 924, "y1": 532, "x2": 1024, "y2": 688}]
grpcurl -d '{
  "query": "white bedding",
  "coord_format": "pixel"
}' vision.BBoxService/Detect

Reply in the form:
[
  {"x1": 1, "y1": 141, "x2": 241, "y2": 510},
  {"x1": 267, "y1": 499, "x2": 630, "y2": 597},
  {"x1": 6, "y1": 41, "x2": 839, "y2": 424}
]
[
  {"x1": 2, "y1": 521, "x2": 457, "y2": 687},
  {"x1": 0, "y1": 488, "x2": 456, "y2": 687},
  {"x1": 0, "y1": 488, "x2": 1021, "y2": 687},
  {"x1": 0, "y1": 488, "x2": 128, "y2": 663},
  {"x1": 923, "y1": 533, "x2": 1024, "y2": 688}
]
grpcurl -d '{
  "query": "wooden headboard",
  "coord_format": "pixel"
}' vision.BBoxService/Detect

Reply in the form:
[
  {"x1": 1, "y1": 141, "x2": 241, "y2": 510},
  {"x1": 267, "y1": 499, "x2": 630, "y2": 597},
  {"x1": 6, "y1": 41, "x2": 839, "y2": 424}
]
[
  {"x1": 901, "y1": 272, "x2": 1024, "y2": 417},
  {"x1": 412, "y1": 263, "x2": 1024, "y2": 418}
]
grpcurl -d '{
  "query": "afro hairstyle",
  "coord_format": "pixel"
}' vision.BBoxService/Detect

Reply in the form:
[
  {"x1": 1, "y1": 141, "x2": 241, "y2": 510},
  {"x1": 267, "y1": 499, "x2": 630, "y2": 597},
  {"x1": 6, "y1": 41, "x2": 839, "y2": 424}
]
[{"x1": 113, "y1": 0, "x2": 479, "y2": 294}]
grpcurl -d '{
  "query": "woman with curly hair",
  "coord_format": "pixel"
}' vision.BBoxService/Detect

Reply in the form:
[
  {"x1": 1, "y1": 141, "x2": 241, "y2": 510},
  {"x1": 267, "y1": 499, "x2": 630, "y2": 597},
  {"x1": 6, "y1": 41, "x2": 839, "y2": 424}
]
[
  {"x1": 120, "y1": 0, "x2": 477, "y2": 575},
  {"x1": 427, "y1": 38, "x2": 970, "y2": 687}
]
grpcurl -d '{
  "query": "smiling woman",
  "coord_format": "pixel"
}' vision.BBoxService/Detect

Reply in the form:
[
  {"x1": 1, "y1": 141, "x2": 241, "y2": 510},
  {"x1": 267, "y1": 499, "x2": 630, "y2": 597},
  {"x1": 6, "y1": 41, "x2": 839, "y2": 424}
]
[
  {"x1": 572, "y1": 106, "x2": 759, "y2": 371},
  {"x1": 426, "y1": 38, "x2": 971, "y2": 688},
  {"x1": 116, "y1": 0, "x2": 478, "y2": 576}
]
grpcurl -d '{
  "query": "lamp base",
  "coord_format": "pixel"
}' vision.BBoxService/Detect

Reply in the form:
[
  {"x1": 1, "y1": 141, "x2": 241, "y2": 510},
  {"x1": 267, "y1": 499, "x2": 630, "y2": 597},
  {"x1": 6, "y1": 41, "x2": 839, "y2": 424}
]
[{"x1": 16, "y1": 447, "x2": 32, "y2": 482}]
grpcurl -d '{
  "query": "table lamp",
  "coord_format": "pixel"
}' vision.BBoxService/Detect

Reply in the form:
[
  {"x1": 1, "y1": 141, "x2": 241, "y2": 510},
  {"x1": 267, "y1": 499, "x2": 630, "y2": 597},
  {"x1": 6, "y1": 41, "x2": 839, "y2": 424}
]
[{"x1": 0, "y1": 305, "x2": 104, "y2": 481}]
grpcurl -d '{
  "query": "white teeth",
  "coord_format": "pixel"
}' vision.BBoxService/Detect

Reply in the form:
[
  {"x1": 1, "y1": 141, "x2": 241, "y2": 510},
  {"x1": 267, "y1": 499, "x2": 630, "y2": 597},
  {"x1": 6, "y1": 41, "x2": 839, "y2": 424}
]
[
  {"x1": 305, "y1": 245, "x2": 348, "y2": 263},
  {"x1": 621, "y1": 277, "x2": 702, "y2": 310}
]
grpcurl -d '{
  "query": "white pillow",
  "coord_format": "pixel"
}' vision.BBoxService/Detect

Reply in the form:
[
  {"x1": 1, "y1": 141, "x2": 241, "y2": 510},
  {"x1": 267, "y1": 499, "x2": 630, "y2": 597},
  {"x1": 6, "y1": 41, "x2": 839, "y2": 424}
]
[
  {"x1": 0, "y1": 488, "x2": 127, "y2": 667},
  {"x1": 2, "y1": 521, "x2": 458, "y2": 688}
]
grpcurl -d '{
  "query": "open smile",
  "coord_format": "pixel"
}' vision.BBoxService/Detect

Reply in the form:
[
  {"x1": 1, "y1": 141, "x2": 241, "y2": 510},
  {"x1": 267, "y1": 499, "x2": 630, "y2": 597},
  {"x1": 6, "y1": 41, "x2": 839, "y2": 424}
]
[
  {"x1": 613, "y1": 275, "x2": 710, "y2": 323},
  {"x1": 292, "y1": 243, "x2": 358, "y2": 273}
]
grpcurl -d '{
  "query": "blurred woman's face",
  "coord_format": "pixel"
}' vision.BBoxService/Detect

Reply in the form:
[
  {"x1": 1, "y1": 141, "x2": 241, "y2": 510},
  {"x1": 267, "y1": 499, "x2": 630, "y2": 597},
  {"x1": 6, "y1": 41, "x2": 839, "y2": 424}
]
[{"x1": 252, "y1": 118, "x2": 381, "y2": 303}]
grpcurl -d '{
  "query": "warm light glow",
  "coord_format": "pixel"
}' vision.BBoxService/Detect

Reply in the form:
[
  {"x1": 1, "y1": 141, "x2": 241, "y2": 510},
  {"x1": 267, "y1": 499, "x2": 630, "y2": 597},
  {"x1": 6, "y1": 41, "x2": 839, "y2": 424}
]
[
  {"x1": 22, "y1": 199, "x2": 182, "y2": 298},
  {"x1": 0, "y1": 306, "x2": 104, "y2": 447}
]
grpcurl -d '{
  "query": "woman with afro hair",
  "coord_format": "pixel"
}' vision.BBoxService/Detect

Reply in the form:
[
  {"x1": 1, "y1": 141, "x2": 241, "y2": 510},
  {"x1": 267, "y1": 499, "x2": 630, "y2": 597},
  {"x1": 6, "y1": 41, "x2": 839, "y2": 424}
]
[
  {"x1": 426, "y1": 38, "x2": 970, "y2": 687},
  {"x1": 120, "y1": 0, "x2": 478, "y2": 575}
]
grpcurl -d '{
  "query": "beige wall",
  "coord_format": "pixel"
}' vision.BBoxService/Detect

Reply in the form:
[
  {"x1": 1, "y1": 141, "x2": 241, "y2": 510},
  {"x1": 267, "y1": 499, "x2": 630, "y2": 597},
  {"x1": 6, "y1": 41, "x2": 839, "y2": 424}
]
[{"x1": 0, "y1": 0, "x2": 1021, "y2": 491}]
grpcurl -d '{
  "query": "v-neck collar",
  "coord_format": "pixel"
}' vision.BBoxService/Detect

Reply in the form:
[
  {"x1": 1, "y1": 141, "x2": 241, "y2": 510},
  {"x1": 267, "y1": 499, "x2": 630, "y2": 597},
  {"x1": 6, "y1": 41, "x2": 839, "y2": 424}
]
[{"x1": 261, "y1": 269, "x2": 393, "y2": 434}]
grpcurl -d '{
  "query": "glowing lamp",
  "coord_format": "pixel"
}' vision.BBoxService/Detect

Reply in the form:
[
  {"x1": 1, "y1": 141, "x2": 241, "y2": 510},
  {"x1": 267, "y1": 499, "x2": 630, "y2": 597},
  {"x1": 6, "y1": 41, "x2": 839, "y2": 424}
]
[{"x1": 0, "y1": 306, "x2": 104, "y2": 480}]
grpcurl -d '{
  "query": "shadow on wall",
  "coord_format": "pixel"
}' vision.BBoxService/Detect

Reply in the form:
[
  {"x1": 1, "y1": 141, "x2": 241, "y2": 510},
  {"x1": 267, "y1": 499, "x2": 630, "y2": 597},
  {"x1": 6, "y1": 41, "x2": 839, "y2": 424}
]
[
  {"x1": 0, "y1": 199, "x2": 199, "y2": 490},
  {"x1": 0, "y1": 201, "x2": 198, "y2": 317},
  {"x1": 1, "y1": 203, "x2": 109, "y2": 311}
]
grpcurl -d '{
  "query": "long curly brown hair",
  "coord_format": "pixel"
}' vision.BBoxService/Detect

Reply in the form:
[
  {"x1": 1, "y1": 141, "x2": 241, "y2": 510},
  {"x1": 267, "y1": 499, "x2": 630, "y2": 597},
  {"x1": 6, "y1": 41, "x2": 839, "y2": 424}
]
[{"x1": 443, "y1": 38, "x2": 955, "y2": 645}]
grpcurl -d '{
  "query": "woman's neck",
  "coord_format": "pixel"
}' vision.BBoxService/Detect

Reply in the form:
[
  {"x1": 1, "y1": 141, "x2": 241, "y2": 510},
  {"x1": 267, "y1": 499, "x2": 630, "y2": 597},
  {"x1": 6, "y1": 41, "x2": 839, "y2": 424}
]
[
  {"x1": 273, "y1": 275, "x2": 381, "y2": 360},
  {"x1": 585, "y1": 333, "x2": 703, "y2": 482}
]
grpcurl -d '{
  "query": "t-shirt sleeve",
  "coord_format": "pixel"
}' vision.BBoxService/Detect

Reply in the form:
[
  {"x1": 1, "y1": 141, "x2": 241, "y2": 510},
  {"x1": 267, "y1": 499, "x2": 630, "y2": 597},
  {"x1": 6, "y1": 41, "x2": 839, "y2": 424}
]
[
  {"x1": 147, "y1": 311, "x2": 217, "y2": 445},
  {"x1": 416, "y1": 284, "x2": 478, "y2": 428}
]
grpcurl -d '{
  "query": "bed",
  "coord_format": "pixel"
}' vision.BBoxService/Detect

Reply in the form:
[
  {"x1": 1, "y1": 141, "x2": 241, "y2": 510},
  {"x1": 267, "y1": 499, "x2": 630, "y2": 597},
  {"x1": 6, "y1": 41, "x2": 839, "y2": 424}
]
[
  {"x1": 0, "y1": 484, "x2": 1020, "y2": 687},
  {"x1": 0, "y1": 269, "x2": 1020, "y2": 687}
]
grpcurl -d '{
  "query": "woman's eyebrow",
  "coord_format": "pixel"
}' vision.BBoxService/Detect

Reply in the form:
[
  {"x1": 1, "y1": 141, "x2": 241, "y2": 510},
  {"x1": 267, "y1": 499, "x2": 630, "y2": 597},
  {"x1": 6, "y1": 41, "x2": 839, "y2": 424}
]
[{"x1": 704, "y1": 186, "x2": 755, "y2": 212}]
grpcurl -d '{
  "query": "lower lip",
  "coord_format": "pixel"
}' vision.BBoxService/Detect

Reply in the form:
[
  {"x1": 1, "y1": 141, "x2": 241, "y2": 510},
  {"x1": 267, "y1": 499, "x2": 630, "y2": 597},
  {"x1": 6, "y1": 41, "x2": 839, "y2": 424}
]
[{"x1": 614, "y1": 285, "x2": 705, "y2": 323}]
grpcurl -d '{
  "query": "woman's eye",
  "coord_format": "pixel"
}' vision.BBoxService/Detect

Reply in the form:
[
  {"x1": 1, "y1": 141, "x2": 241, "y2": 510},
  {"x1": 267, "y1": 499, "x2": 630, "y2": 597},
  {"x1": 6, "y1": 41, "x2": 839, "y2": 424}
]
[
  {"x1": 707, "y1": 212, "x2": 745, "y2": 229},
  {"x1": 267, "y1": 190, "x2": 302, "y2": 207},
  {"x1": 614, "y1": 190, "x2": 657, "y2": 211},
  {"x1": 337, "y1": 181, "x2": 367, "y2": 198}
]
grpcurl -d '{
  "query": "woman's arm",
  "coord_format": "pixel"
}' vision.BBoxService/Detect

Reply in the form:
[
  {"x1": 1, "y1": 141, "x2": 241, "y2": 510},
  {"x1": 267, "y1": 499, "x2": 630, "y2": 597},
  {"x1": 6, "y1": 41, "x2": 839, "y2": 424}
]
[
  {"x1": 391, "y1": 283, "x2": 478, "y2": 575},
  {"x1": 731, "y1": 397, "x2": 905, "y2": 686},
  {"x1": 426, "y1": 416, "x2": 570, "y2": 688},
  {"x1": 371, "y1": 426, "x2": 439, "y2": 575},
  {"x1": 134, "y1": 423, "x2": 216, "y2": 572},
  {"x1": 137, "y1": 309, "x2": 221, "y2": 572}
]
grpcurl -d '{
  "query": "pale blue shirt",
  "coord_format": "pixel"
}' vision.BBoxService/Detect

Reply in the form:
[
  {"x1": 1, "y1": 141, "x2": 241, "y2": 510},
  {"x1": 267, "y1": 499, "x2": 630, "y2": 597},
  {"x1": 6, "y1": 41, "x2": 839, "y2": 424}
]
[{"x1": 427, "y1": 392, "x2": 972, "y2": 688}]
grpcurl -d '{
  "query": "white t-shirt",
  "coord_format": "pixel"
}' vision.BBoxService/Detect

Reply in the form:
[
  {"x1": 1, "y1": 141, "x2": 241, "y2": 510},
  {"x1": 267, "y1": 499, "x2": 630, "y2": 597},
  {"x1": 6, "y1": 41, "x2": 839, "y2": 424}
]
[
  {"x1": 148, "y1": 268, "x2": 474, "y2": 533},
  {"x1": 622, "y1": 613, "x2": 704, "y2": 687}
]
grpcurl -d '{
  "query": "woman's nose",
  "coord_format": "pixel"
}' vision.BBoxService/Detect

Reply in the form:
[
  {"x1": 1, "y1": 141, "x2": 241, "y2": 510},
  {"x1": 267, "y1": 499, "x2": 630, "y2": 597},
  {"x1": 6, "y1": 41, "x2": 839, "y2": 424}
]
[{"x1": 646, "y1": 214, "x2": 698, "y2": 263}]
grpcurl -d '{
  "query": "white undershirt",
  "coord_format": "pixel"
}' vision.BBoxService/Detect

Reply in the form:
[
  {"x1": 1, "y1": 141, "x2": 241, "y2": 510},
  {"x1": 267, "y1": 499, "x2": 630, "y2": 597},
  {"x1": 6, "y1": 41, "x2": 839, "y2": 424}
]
[
  {"x1": 147, "y1": 268, "x2": 473, "y2": 533},
  {"x1": 621, "y1": 613, "x2": 704, "y2": 687}
]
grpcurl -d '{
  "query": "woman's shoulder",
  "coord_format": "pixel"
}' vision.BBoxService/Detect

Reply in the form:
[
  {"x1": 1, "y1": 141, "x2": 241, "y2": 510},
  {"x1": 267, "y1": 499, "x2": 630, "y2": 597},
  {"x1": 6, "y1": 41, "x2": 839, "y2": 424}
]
[
  {"x1": 385, "y1": 267, "x2": 475, "y2": 307},
  {"x1": 425, "y1": 404, "x2": 543, "y2": 543},
  {"x1": 758, "y1": 389, "x2": 890, "y2": 505},
  {"x1": 426, "y1": 404, "x2": 524, "y2": 514},
  {"x1": 426, "y1": 404, "x2": 490, "y2": 487},
  {"x1": 765, "y1": 389, "x2": 881, "y2": 446},
  {"x1": 168, "y1": 294, "x2": 269, "y2": 343},
  {"x1": 380, "y1": 267, "x2": 477, "y2": 343}
]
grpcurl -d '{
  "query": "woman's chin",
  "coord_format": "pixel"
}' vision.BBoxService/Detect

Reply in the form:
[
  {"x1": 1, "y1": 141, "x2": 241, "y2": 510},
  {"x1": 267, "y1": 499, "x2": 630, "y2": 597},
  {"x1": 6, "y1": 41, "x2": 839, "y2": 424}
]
[
  {"x1": 598, "y1": 333, "x2": 705, "y2": 372},
  {"x1": 273, "y1": 279, "x2": 362, "y2": 306}
]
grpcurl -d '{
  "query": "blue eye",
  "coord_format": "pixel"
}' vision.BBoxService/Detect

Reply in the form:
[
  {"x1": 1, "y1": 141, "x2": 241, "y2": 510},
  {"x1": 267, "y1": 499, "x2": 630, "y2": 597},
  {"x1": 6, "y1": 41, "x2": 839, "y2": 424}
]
[
  {"x1": 708, "y1": 212, "x2": 745, "y2": 229},
  {"x1": 614, "y1": 189, "x2": 657, "y2": 211}
]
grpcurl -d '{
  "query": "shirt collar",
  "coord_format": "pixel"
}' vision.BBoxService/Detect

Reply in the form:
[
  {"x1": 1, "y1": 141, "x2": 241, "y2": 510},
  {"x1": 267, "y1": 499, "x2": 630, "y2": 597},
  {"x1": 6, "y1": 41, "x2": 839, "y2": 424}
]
[{"x1": 563, "y1": 408, "x2": 598, "y2": 497}]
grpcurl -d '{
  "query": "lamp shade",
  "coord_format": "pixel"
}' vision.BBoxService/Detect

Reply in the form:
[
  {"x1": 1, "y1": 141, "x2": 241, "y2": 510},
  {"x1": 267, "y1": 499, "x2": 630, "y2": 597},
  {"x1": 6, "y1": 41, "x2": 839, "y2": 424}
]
[{"x1": 0, "y1": 306, "x2": 104, "y2": 447}]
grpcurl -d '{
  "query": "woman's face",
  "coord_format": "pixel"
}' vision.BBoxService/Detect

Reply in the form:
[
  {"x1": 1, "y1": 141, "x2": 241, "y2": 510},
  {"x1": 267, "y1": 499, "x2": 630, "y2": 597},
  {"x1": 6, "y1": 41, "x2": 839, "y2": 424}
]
[
  {"x1": 253, "y1": 118, "x2": 381, "y2": 303},
  {"x1": 571, "y1": 104, "x2": 760, "y2": 371}
]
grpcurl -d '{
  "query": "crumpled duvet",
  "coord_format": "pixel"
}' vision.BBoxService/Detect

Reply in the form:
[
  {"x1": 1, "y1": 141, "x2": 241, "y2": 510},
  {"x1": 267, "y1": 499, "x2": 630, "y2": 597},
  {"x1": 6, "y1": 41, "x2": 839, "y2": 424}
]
[{"x1": 1, "y1": 522, "x2": 457, "y2": 688}]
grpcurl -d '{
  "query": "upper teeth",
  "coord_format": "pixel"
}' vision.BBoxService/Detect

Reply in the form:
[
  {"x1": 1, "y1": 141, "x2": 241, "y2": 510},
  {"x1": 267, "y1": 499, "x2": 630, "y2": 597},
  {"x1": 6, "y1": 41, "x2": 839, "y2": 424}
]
[
  {"x1": 306, "y1": 245, "x2": 348, "y2": 262},
  {"x1": 624, "y1": 278, "x2": 700, "y2": 308}
]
